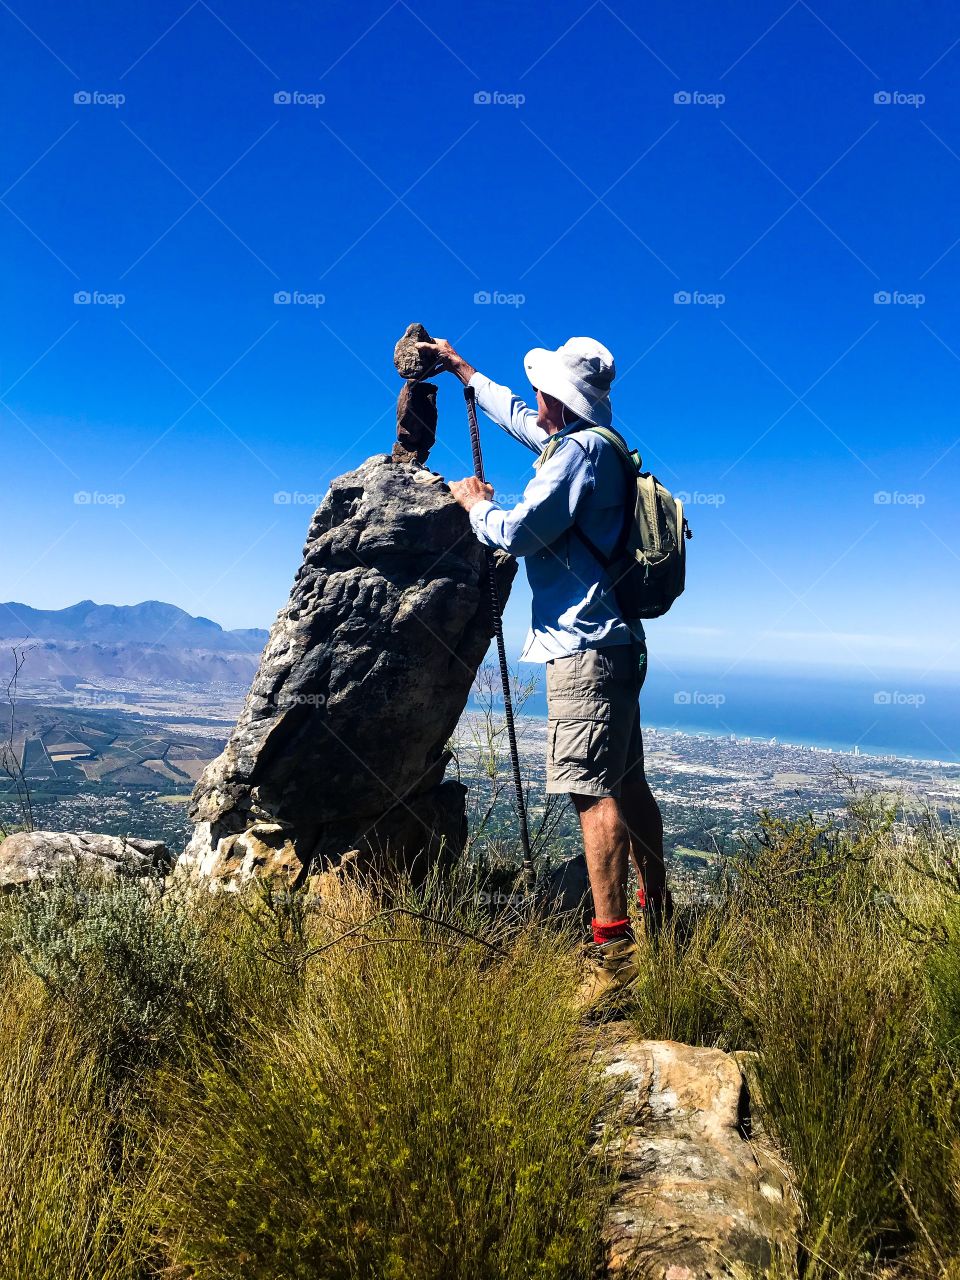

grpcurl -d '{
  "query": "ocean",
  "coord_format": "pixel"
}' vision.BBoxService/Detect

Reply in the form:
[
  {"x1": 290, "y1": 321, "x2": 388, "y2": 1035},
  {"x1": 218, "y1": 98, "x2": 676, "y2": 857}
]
[{"x1": 477, "y1": 662, "x2": 960, "y2": 763}]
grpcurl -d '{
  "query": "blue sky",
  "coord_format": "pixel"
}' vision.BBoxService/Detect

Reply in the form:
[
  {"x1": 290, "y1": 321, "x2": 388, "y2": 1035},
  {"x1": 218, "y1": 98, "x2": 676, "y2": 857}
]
[{"x1": 2, "y1": 0, "x2": 959, "y2": 684}]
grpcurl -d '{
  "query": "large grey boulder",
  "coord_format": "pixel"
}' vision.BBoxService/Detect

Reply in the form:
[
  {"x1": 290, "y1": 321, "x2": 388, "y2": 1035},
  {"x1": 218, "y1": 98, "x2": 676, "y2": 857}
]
[
  {"x1": 179, "y1": 455, "x2": 515, "y2": 887},
  {"x1": 593, "y1": 1026, "x2": 798, "y2": 1277},
  {"x1": 0, "y1": 831, "x2": 171, "y2": 888}
]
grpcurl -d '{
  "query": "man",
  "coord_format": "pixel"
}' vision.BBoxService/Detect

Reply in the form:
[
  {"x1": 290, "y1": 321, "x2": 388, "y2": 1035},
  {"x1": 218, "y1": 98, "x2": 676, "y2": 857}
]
[{"x1": 417, "y1": 334, "x2": 670, "y2": 1005}]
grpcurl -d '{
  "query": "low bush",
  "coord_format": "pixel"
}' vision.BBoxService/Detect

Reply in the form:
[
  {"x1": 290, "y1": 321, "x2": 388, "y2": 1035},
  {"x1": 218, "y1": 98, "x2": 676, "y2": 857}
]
[
  {"x1": 1, "y1": 866, "x2": 232, "y2": 1076},
  {"x1": 0, "y1": 972, "x2": 159, "y2": 1279},
  {"x1": 2, "y1": 797, "x2": 959, "y2": 1278},
  {"x1": 156, "y1": 875, "x2": 609, "y2": 1280},
  {"x1": 0, "y1": 868, "x2": 613, "y2": 1279}
]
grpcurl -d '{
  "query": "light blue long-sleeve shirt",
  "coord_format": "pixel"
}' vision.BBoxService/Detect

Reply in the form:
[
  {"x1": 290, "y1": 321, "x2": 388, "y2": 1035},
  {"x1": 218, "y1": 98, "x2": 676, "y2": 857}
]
[{"x1": 466, "y1": 372, "x2": 642, "y2": 663}]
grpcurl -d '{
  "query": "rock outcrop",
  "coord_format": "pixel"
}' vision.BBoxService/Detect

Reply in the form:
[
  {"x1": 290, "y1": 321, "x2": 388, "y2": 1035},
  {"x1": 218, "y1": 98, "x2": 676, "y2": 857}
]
[
  {"x1": 594, "y1": 1027, "x2": 798, "y2": 1277},
  {"x1": 0, "y1": 830, "x2": 171, "y2": 888},
  {"x1": 545, "y1": 851, "x2": 592, "y2": 932},
  {"x1": 180, "y1": 455, "x2": 515, "y2": 887}
]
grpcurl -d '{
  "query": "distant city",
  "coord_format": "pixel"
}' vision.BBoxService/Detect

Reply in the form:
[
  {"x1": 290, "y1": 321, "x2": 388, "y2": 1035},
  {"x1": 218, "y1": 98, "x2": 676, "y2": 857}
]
[{"x1": 3, "y1": 669, "x2": 956, "y2": 896}]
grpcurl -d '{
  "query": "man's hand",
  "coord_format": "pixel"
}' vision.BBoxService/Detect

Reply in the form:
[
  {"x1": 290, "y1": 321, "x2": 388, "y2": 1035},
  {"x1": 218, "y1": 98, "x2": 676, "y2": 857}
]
[
  {"x1": 416, "y1": 338, "x2": 476, "y2": 385},
  {"x1": 448, "y1": 476, "x2": 494, "y2": 512}
]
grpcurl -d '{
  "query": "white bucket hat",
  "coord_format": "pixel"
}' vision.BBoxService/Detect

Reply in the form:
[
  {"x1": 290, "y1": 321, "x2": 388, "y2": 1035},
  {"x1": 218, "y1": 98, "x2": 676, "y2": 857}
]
[{"x1": 523, "y1": 336, "x2": 616, "y2": 427}]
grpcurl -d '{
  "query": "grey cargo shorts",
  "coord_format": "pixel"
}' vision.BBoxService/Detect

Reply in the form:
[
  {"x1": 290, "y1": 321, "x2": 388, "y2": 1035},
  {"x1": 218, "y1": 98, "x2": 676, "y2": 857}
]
[{"x1": 545, "y1": 640, "x2": 648, "y2": 798}]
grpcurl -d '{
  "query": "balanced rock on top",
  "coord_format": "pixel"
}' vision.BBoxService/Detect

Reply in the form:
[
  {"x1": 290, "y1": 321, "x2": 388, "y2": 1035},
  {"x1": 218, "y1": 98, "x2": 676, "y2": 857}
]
[{"x1": 393, "y1": 322, "x2": 435, "y2": 381}]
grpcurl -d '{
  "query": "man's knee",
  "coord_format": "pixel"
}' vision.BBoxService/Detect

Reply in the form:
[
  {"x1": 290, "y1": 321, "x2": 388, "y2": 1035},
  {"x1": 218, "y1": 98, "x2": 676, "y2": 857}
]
[
  {"x1": 570, "y1": 791, "x2": 609, "y2": 815},
  {"x1": 571, "y1": 794, "x2": 627, "y2": 835}
]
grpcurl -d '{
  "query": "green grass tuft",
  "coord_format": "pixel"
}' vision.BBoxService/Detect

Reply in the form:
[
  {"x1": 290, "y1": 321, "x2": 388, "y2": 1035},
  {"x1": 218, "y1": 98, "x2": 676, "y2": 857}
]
[{"x1": 628, "y1": 797, "x2": 960, "y2": 1278}]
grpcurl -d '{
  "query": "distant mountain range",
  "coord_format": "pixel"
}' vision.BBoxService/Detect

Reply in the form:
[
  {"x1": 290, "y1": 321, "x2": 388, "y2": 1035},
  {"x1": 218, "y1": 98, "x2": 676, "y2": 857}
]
[
  {"x1": 0, "y1": 600, "x2": 269, "y2": 685},
  {"x1": 0, "y1": 600, "x2": 268, "y2": 651}
]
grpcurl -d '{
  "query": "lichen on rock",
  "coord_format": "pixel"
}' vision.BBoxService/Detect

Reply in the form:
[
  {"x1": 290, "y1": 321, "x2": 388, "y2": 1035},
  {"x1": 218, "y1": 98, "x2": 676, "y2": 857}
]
[
  {"x1": 0, "y1": 831, "x2": 171, "y2": 888},
  {"x1": 592, "y1": 1024, "x2": 799, "y2": 1278}
]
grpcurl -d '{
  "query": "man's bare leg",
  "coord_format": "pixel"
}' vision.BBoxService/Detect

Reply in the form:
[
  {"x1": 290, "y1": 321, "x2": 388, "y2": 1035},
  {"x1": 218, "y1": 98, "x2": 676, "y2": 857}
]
[
  {"x1": 570, "y1": 793, "x2": 631, "y2": 923},
  {"x1": 620, "y1": 772, "x2": 666, "y2": 902},
  {"x1": 570, "y1": 792, "x2": 640, "y2": 1006}
]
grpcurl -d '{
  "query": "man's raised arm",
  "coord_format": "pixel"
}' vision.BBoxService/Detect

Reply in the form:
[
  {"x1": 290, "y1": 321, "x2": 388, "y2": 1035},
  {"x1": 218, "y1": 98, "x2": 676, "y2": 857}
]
[{"x1": 417, "y1": 338, "x2": 548, "y2": 454}]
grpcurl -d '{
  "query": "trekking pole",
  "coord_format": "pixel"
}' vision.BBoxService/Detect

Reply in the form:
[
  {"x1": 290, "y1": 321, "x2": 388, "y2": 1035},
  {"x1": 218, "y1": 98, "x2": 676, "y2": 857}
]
[{"x1": 463, "y1": 383, "x2": 535, "y2": 893}]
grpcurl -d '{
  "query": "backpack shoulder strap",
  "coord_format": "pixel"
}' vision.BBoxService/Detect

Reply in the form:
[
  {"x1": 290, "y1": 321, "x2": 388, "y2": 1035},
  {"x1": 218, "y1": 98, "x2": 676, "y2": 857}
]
[
  {"x1": 580, "y1": 426, "x2": 642, "y2": 472},
  {"x1": 535, "y1": 423, "x2": 642, "y2": 472},
  {"x1": 561, "y1": 431, "x2": 637, "y2": 570},
  {"x1": 534, "y1": 422, "x2": 585, "y2": 470}
]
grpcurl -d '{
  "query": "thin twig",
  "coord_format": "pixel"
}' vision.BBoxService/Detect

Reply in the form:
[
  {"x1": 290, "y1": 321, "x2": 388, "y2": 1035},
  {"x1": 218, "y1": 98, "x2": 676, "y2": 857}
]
[{"x1": 301, "y1": 907, "x2": 508, "y2": 962}]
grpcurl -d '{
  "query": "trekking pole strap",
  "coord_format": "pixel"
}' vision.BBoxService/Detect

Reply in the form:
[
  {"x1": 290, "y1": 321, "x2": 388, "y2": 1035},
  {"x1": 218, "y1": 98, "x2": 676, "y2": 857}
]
[{"x1": 463, "y1": 385, "x2": 534, "y2": 885}]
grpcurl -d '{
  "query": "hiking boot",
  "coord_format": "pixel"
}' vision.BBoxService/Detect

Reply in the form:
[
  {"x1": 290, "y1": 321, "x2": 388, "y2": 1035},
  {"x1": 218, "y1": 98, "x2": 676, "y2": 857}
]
[{"x1": 575, "y1": 934, "x2": 640, "y2": 1012}]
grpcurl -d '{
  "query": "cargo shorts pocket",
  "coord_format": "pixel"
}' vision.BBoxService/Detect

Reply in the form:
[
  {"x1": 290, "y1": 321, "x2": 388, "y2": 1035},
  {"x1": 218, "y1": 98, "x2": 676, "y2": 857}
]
[{"x1": 546, "y1": 715, "x2": 610, "y2": 795}]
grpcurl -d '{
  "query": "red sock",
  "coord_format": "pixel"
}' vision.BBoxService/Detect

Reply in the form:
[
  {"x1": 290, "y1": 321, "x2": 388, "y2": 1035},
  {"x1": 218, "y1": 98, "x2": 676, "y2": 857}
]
[
  {"x1": 592, "y1": 917, "x2": 631, "y2": 945},
  {"x1": 638, "y1": 888, "x2": 675, "y2": 922},
  {"x1": 638, "y1": 887, "x2": 673, "y2": 908}
]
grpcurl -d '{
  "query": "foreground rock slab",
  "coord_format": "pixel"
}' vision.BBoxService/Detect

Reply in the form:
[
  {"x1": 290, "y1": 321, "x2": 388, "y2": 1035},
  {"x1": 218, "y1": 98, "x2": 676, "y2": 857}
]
[
  {"x1": 181, "y1": 455, "x2": 515, "y2": 887},
  {"x1": 594, "y1": 1027, "x2": 798, "y2": 1278},
  {"x1": 0, "y1": 830, "x2": 171, "y2": 888}
]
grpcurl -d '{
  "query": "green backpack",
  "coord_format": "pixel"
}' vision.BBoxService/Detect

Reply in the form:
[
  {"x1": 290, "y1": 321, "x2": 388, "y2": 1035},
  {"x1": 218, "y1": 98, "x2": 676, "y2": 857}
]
[{"x1": 537, "y1": 424, "x2": 692, "y2": 620}]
